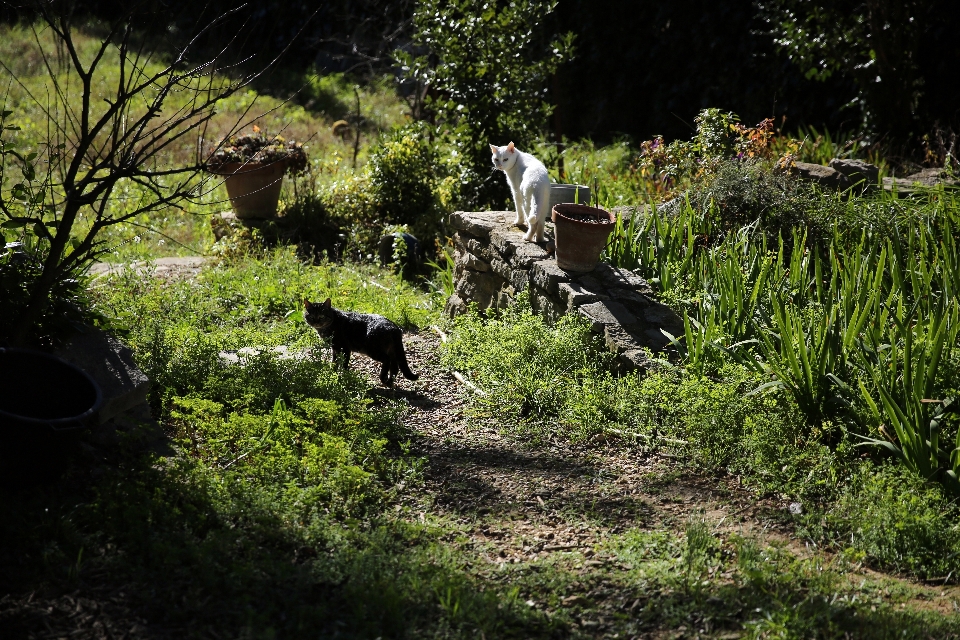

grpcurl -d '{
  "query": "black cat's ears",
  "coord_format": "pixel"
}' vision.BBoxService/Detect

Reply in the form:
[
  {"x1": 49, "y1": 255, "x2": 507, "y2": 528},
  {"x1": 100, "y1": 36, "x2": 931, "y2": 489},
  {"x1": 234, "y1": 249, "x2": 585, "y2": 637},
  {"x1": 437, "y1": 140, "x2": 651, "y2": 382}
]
[{"x1": 303, "y1": 298, "x2": 332, "y2": 311}]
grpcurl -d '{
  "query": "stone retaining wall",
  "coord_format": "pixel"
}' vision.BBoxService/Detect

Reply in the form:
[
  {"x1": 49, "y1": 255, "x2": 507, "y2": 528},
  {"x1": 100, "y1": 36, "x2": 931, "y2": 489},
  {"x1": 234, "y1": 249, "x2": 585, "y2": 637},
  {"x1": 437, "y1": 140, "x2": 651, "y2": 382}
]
[{"x1": 444, "y1": 211, "x2": 683, "y2": 371}]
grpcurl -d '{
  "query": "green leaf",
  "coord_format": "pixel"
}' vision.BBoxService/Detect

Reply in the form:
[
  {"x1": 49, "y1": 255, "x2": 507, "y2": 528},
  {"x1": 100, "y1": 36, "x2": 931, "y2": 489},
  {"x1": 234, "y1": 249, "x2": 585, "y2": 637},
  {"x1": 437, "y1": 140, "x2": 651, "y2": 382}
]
[{"x1": 33, "y1": 222, "x2": 50, "y2": 240}]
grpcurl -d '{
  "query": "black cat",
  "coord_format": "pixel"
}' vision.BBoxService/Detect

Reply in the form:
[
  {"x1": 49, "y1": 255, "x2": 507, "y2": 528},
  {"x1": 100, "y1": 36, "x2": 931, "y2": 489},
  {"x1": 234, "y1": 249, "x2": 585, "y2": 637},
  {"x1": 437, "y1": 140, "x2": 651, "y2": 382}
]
[{"x1": 303, "y1": 298, "x2": 419, "y2": 387}]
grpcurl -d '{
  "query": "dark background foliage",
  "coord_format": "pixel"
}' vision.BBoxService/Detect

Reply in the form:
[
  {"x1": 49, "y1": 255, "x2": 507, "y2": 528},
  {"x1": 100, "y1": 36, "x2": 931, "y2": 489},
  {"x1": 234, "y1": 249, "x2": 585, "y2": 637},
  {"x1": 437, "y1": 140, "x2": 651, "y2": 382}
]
[
  {"x1": 2, "y1": 0, "x2": 958, "y2": 148},
  {"x1": 551, "y1": 0, "x2": 857, "y2": 144}
]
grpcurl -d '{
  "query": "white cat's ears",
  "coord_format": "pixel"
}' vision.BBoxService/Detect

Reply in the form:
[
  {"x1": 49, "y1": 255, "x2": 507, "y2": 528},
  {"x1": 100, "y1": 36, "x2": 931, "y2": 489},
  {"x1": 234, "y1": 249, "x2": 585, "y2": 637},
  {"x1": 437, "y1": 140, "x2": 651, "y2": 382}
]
[
  {"x1": 489, "y1": 143, "x2": 499, "y2": 154},
  {"x1": 507, "y1": 141, "x2": 515, "y2": 153}
]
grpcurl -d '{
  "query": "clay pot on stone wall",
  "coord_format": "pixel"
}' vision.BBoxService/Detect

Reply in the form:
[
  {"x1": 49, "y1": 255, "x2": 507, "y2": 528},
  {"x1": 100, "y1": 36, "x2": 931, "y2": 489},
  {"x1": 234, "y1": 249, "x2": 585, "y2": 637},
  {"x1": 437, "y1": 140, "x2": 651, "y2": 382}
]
[
  {"x1": 212, "y1": 161, "x2": 287, "y2": 219},
  {"x1": 551, "y1": 203, "x2": 615, "y2": 273}
]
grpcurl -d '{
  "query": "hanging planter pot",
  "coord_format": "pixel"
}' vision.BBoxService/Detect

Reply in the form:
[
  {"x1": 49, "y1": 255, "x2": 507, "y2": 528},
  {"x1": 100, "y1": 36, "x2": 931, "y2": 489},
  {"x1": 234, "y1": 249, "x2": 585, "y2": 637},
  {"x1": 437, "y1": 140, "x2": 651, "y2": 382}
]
[
  {"x1": 211, "y1": 160, "x2": 287, "y2": 220},
  {"x1": 551, "y1": 203, "x2": 615, "y2": 273}
]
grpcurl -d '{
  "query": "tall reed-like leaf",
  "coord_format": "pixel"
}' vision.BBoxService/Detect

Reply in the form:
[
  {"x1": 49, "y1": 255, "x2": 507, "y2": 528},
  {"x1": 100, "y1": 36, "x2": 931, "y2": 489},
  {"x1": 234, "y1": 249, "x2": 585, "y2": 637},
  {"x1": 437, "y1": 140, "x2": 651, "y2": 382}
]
[{"x1": 856, "y1": 300, "x2": 960, "y2": 495}]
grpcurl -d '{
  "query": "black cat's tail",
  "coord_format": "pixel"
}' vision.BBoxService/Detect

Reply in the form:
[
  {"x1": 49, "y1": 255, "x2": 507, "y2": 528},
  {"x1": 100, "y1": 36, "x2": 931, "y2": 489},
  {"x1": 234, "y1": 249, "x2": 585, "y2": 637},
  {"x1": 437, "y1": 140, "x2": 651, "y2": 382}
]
[{"x1": 396, "y1": 333, "x2": 419, "y2": 381}]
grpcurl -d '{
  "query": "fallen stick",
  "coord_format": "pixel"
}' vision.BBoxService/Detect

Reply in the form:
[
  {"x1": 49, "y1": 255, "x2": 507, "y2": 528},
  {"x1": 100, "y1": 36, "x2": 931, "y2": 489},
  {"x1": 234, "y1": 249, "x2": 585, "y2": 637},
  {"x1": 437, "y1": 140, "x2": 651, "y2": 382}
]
[
  {"x1": 452, "y1": 371, "x2": 487, "y2": 396},
  {"x1": 368, "y1": 280, "x2": 389, "y2": 291},
  {"x1": 542, "y1": 544, "x2": 586, "y2": 551},
  {"x1": 604, "y1": 427, "x2": 687, "y2": 446},
  {"x1": 430, "y1": 326, "x2": 486, "y2": 395}
]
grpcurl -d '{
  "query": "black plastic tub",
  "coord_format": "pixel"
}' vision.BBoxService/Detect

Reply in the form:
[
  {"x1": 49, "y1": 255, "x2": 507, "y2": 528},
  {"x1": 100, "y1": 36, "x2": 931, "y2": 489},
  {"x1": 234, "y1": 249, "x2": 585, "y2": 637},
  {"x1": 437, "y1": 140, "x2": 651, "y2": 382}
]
[{"x1": 0, "y1": 347, "x2": 103, "y2": 483}]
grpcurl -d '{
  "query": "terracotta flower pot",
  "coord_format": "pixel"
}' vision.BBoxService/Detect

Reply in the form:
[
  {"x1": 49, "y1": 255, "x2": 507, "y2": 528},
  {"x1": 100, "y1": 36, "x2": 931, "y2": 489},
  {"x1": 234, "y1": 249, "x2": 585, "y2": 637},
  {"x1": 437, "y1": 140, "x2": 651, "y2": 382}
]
[
  {"x1": 212, "y1": 160, "x2": 286, "y2": 219},
  {"x1": 551, "y1": 203, "x2": 615, "y2": 273}
]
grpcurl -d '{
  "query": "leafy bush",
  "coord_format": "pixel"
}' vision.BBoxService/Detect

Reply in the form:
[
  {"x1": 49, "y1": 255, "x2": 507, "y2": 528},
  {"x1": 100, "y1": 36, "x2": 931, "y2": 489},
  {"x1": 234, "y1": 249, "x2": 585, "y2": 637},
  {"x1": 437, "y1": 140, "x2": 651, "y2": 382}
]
[
  {"x1": 635, "y1": 109, "x2": 779, "y2": 198},
  {"x1": 0, "y1": 242, "x2": 90, "y2": 346},
  {"x1": 684, "y1": 159, "x2": 827, "y2": 241},
  {"x1": 320, "y1": 125, "x2": 455, "y2": 256},
  {"x1": 440, "y1": 300, "x2": 613, "y2": 441},
  {"x1": 367, "y1": 125, "x2": 453, "y2": 241},
  {"x1": 822, "y1": 463, "x2": 960, "y2": 579}
]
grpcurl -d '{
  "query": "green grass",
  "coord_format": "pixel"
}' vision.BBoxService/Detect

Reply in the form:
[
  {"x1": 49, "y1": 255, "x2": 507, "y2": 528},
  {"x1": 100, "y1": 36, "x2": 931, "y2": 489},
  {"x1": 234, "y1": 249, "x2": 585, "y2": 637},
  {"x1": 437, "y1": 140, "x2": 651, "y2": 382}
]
[
  {"x1": 440, "y1": 300, "x2": 847, "y2": 500},
  {"x1": 5, "y1": 252, "x2": 527, "y2": 638}
]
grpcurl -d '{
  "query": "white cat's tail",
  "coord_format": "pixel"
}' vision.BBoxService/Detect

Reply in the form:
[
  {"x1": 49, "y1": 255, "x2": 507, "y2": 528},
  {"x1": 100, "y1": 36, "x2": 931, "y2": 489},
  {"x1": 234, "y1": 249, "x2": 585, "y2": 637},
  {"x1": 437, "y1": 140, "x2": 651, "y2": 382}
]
[{"x1": 526, "y1": 182, "x2": 551, "y2": 242}]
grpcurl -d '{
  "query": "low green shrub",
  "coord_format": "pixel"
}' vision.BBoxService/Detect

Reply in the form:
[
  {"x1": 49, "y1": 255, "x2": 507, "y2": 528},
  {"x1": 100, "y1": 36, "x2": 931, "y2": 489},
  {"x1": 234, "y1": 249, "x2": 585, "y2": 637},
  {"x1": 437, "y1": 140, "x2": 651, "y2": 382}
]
[
  {"x1": 442, "y1": 300, "x2": 847, "y2": 501},
  {"x1": 819, "y1": 463, "x2": 960, "y2": 579},
  {"x1": 440, "y1": 300, "x2": 614, "y2": 442},
  {"x1": 0, "y1": 242, "x2": 94, "y2": 346},
  {"x1": 319, "y1": 124, "x2": 458, "y2": 257},
  {"x1": 684, "y1": 159, "x2": 828, "y2": 242}
]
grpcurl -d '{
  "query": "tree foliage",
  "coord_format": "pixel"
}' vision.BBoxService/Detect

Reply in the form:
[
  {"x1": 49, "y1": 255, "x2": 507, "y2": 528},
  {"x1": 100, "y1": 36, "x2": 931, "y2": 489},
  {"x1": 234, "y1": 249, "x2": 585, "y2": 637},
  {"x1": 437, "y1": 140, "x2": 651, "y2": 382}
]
[
  {"x1": 759, "y1": 0, "x2": 958, "y2": 142},
  {"x1": 396, "y1": 0, "x2": 574, "y2": 208}
]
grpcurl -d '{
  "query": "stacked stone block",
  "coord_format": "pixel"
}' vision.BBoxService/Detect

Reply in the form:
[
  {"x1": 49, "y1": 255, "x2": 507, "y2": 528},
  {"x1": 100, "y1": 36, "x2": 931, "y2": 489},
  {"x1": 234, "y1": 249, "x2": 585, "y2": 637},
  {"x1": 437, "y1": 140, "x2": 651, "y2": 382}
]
[{"x1": 445, "y1": 211, "x2": 684, "y2": 372}]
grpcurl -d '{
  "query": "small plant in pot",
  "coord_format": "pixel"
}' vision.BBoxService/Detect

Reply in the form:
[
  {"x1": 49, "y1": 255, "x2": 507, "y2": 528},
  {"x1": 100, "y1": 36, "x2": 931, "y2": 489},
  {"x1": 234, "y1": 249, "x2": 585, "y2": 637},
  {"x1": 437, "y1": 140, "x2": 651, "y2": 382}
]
[
  {"x1": 207, "y1": 130, "x2": 308, "y2": 219},
  {"x1": 552, "y1": 203, "x2": 615, "y2": 273}
]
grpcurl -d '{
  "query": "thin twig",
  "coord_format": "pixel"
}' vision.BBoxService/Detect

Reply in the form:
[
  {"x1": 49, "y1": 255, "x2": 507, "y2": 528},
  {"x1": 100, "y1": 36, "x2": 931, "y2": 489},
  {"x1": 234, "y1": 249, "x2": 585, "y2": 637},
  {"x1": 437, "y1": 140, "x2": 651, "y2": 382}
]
[
  {"x1": 604, "y1": 427, "x2": 687, "y2": 445},
  {"x1": 452, "y1": 371, "x2": 487, "y2": 396}
]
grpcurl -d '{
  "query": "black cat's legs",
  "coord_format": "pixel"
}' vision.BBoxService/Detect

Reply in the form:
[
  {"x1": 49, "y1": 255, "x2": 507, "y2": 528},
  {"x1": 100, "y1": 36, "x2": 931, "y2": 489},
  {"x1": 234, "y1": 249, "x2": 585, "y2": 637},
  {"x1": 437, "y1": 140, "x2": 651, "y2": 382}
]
[
  {"x1": 379, "y1": 362, "x2": 395, "y2": 387},
  {"x1": 332, "y1": 348, "x2": 352, "y2": 370}
]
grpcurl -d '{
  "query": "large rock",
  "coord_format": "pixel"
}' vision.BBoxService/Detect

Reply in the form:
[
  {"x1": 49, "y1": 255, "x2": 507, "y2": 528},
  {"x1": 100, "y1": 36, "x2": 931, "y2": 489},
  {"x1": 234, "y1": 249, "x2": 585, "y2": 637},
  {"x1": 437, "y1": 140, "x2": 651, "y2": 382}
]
[
  {"x1": 444, "y1": 293, "x2": 468, "y2": 319},
  {"x1": 55, "y1": 329, "x2": 150, "y2": 424},
  {"x1": 792, "y1": 162, "x2": 851, "y2": 190},
  {"x1": 903, "y1": 167, "x2": 959, "y2": 187},
  {"x1": 454, "y1": 269, "x2": 505, "y2": 311},
  {"x1": 448, "y1": 211, "x2": 507, "y2": 239},
  {"x1": 829, "y1": 158, "x2": 880, "y2": 191},
  {"x1": 883, "y1": 168, "x2": 959, "y2": 196},
  {"x1": 578, "y1": 300, "x2": 639, "y2": 332},
  {"x1": 530, "y1": 260, "x2": 570, "y2": 296}
]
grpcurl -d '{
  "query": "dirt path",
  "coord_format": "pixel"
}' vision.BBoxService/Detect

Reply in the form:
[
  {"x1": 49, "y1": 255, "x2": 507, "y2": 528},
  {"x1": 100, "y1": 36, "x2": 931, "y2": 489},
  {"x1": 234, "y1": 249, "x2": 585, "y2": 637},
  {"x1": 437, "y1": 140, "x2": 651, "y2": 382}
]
[
  {"x1": 383, "y1": 332, "x2": 785, "y2": 552},
  {"x1": 355, "y1": 331, "x2": 960, "y2": 637}
]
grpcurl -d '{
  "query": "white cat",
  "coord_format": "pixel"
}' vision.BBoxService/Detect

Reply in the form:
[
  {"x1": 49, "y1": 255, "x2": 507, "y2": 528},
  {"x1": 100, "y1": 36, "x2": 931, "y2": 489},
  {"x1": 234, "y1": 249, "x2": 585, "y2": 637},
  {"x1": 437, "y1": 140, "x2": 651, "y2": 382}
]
[{"x1": 489, "y1": 141, "x2": 551, "y2": 243}]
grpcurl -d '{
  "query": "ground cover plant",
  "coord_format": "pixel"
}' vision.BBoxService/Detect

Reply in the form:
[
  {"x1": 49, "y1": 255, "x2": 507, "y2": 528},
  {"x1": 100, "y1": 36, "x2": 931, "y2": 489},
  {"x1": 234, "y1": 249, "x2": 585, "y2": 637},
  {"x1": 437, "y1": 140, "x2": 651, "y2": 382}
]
[{"x1": 5, "y1": 249, "x2": 960, "y2": 638}]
